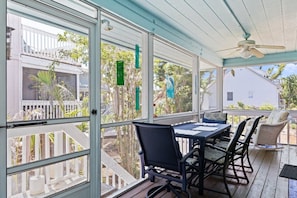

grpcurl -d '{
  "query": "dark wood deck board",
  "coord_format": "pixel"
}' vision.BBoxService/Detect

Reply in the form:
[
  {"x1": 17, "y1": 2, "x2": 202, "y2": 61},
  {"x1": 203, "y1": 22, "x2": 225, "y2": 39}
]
[{"x1": 110, "y1": 145, "x2": 297, "y2": 198}]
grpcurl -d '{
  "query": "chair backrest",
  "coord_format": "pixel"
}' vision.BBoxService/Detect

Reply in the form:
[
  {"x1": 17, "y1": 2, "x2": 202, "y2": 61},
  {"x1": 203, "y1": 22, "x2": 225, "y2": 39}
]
[
  {"x1": 266, "y1": 110, "x2": 289, "y2": 124},
  {"x1": 202, "y1": 112, "x2": 227, "y2": 124},
  {"x1": 243, "y1": 115, "x2": 263, "y2": 144},
  {"x1": 226, "y1": 119, "x2": 249, "y2": 153},
  {"x1": 132, "y1": 122, "x2": 182, "y2": 172}
]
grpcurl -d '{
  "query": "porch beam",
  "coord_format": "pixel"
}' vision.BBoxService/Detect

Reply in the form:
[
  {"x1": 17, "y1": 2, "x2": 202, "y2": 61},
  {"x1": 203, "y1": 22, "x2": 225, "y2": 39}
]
[{"x1": 223, "y1": 51, "x2": 297, "y2": 67}]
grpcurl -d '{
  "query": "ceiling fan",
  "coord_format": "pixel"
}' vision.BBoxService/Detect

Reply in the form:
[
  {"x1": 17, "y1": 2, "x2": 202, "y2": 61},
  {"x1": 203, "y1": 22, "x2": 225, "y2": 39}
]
[{"x1": 217, "y1": 33, "x2": 285, "y2": 59}]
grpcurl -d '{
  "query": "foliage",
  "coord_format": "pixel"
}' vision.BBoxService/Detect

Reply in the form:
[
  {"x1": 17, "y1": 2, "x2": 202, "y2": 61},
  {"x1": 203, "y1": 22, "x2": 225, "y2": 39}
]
[
  {"x1": 153, "y1": 60, "x2": 192, "y2": 115},
  {"x1": 58, "y1": 31, "x2": 142, "y2": 177},
  {"x1": 100, "y1": 42, "x2": 141, "y2": 177},
  {"x1": 258, "y1": 104, "x2": 275, "y2": 110},
  {"x1": 280, "y1": 74, "x2": 297, "y2": 108},
  {"x1": 226, "y1": 102, "x2": 275, "y2": 110},
  {"x1": 200, "y1": 70, "x2": 215, "y2": 110},
  {"x1": 58, "y1": 31, "x2": 195, "y2": 178},
  {"x1": 260, "y1": 63, "x2": 286, "y2": 80},
  {"x1": 57, "y1": 32, "x2": 89, "y2": 65},
  {"x1": 29, "y1": 61, "x2": 75, "y2": 115},
  {"x1": 237, "y1": 101, "x2": 245, "y2": 109}
]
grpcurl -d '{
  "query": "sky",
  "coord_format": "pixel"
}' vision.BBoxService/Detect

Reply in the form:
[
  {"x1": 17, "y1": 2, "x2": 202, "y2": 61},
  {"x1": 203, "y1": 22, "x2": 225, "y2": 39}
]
[
  {"x1": 281, "y1": 63, "x2": 297, "y2": 77},
  {"x1": 255, "y1": 63, "x2": 297, "y2": 78}
]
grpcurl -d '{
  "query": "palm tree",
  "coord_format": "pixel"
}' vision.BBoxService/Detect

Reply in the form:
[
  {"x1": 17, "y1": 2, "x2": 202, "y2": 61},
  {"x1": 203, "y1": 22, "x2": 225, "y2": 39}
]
[{"x1": 29, "y1": 61, "x2": 75, "y2": 117}]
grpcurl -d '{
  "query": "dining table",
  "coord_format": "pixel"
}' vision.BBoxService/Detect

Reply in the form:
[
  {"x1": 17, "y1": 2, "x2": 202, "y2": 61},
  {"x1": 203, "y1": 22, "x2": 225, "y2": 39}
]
[{"x1": 173, "y1": 122, "x2": 231, "y2": 195}]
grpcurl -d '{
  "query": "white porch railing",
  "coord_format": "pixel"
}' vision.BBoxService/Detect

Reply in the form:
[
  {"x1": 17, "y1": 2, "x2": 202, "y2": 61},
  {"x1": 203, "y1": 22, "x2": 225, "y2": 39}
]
[
  {"x1": 21, "y1": 100, "x2": 83, "y2": 119},
  {"x1": 10, "y1": 100, "x2": 138, "y2": 197},
  {"x1": 7, "y1": 123, "x2": 136, "y2": 197},
  {"x1": 7, "y1": 125, "x2": 88, "y2": 197},
  {"x1": 22, "y1": 25, "x2": 78, "y2": 64}
]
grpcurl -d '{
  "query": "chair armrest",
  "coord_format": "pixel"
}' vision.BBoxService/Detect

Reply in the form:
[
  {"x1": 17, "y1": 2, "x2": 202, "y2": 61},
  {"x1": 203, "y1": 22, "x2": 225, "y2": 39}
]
[
  {"x1": 219, "y1": 136, "x2": 232, "y2": 141},
  {"x1": 138, "y1": 150, "x2": 146, "y2": 178},
  {"x1": 206, "y1": 144, "x2": 226, "y2": 153},
  {"x1": 254, "y1": 120, "x2": 288, "y2": 146},
  {"x1": 258, "y1": 120, "x2": 288, "y2": 130},
  {"x1": 181, "y1": 148, "x2": 199, "y2": 162}
]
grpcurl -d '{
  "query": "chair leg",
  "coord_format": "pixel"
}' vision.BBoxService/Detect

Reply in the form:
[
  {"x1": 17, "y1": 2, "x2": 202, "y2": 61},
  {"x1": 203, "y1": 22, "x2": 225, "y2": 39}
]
[
  {"x1": 168, "y1": 184, "x2": 191, "y2": 198},
  {"x1": 231, "y1": 159, "x2": 240, "y2": 183},
  {"x1": 223, "y1": 168, "x2": 232, "y2": 198},
  {"x1": 147, "y1": 184, "x2": 167, "y2": 198},
  {"x1": 147, "y1": 181, "x2": 187, "y2": 198},
  {"x1": 241, "y1": 156, "x2": 249, "y2": 184},
  {"x1": 246, "y1": 150, "x2": 254, "y2": 172}
]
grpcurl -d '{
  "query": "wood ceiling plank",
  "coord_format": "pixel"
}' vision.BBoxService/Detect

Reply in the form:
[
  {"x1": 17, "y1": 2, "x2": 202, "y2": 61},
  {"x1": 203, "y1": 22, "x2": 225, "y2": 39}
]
[
  {"x1": 184, "y1": 0, "x2": 241, "y2": 51},
  {"x1": 127, "y1": 0, "x2": 296, "y2": 61}
]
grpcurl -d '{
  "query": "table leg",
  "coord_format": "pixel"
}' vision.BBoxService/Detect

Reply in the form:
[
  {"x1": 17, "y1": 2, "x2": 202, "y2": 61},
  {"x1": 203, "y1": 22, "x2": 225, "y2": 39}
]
[
  {"x1": 188, "y1": 139, "x2": 194, "y2": 152},
  {"x1": 198, "y1": 139, "x2": 205, "y2": 195}
]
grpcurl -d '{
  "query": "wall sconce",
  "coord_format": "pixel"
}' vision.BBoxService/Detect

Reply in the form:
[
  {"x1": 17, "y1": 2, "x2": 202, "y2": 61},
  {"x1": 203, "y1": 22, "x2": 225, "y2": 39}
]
[
  {"x1": 101, "y1": 19, "x2": 113, "y2": 31},
  {"x1": 6, "y1": 27, "x2": 14, "y2": 60}
]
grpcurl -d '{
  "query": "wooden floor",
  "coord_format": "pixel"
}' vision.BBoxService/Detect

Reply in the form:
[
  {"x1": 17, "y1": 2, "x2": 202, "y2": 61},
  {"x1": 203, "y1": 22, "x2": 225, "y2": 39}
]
[{"x1": 113, "y1": 145, "x2": 297, "y2": 198}]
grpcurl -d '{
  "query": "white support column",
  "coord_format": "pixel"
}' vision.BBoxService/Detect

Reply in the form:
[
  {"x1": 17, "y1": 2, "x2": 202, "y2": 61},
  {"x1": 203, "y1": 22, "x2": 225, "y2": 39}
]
[
  {"x1": 217, "y1": 67, "x2": 224, "y2": 111},
  {"x1": 76, "y1": 74, "x2": 80, "y2": 101},
  {"x1": 21, "y1": 136, "x2": 27, "y2": 192},
  {"x1": 105, "y1": 168, "x2": 108, "y2": 184},
  {"x1": 34, "y1": 134, "x2": 40, "y2": 175},
  {"x1": 89, "y1": 10, "x2": 101, "y2": 198},
  {"x1": 65, "y1": 135, "x2": 70, "y2": 176},
  {"x1": 112, "y1": 173, "x2": 115, "y2": 187},
  {"x1": 147, "y1": 33, "x2": 154, "y2": 122},
  {"x1": 54, "y1": 131, "x2": 63, "y2": 178},
  {"x1": 7, "y1": 140, "x2": 12, "y2": 197},
  {"x1": 45, "y1": 133, "x2": 50, "y2": 184},
  {"x1": 74, "y1": 143, "x2": 79, "y2": 176},
  {"x1": 118, "y1": 177, "x2": 122, "y2": 189},
  {"x1": 0, "y1": 1, "x2": 7, "y2": 196},
  {"x1": 192, "y1": 55, "x2": 200, "y2": 121},
  {"x1": 83, "y1": 155, "x2": 87, "y2": 178},
  {"x1": 141, "y1": 32, "x2": 154, "y2": 121}
]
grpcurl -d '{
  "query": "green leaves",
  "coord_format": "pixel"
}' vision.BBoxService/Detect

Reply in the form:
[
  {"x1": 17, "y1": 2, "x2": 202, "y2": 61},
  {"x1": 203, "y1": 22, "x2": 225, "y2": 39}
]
[{"x1": 281, "y1": 74, "x2": 297, "y2": 108}]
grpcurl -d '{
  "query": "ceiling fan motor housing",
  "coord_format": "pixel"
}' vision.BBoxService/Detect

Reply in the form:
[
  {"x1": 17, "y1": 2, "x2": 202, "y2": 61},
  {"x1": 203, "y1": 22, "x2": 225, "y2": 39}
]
[{"x1": 238, "y1": 40, "x2": 256, "y2": 47}]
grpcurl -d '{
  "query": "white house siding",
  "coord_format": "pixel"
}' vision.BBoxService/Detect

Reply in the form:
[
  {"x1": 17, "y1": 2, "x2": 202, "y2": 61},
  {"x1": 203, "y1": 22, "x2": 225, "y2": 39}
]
[
  {"x1": 7, "y1": 14, "x2": 22, "y2": 118},
  {"x1": 202, "y1": 83, "x2": 215, "y2": 110},
  {"x1": 223, "y1": 68, "x2": 279, "y2": 108}
]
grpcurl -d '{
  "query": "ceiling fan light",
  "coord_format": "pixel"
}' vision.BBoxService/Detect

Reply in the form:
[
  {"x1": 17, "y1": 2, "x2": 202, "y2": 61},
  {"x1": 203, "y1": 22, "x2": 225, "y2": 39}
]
[{"x1": 240, "y1": 48, "x2": 252, "y2": 59}]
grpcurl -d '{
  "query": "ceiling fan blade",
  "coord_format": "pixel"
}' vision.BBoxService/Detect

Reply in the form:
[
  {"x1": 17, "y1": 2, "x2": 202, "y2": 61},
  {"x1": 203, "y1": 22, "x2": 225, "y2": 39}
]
[
  {"x1": 216, "y1": 46, "x2": 240, "y2": 52},
  {"x1": 226, "y1": 48, "x2": 241, "y2": 56},
  {"x1": 250, "y1": 48, "x2": 264, "y2": 58},
  {"x1": 255, "y1": 44, "x2": 285, "y2": 49}
]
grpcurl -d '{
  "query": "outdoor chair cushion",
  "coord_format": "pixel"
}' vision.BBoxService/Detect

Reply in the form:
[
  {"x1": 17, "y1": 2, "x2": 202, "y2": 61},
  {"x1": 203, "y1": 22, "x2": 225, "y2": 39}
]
[
  {"x1": 266, "y1": 110, "x2": 289, "y2": 124},
  {"x1": 203, "y1": 112, "x2": 227, "y2": 124}
]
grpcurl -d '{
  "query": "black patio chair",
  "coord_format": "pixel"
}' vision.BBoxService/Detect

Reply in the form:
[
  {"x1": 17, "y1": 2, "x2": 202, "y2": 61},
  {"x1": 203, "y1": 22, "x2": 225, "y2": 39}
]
[
  {"x1": 202, "y1": 112, "x2": 230, "y2": 143},
  {"x1": 215, "y1": 115, "x2": 263, "y2": 177},
  {"x1": 202, "y1": 112, "x2": 228, "y2": 124},
  {"x1": 132, "y1": 121, "x2": 199, "y2": 198},
  {"x1": 198, "y1": 119, "x2": 249, "y2": 197}
]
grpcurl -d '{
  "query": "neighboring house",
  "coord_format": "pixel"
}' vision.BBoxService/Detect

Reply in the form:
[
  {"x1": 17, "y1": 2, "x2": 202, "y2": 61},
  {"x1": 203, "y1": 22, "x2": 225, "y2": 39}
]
[
  {"x1": 203, "y1": 67, "x2": 281, "y2": 109},
  {"x1": 7, "y1": 13, "x2": 84, "y2": 119}
]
